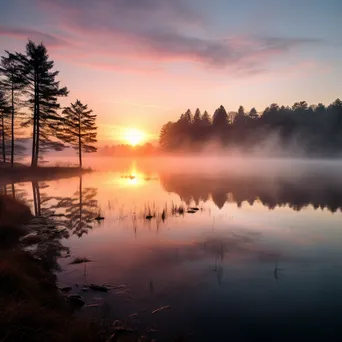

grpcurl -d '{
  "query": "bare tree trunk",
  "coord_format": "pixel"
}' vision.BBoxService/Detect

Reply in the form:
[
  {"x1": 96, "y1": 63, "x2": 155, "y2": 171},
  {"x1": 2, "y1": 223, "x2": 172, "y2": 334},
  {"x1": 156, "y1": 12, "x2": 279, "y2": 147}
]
[
  {"x1": 31, "y1": 114, "x2": 37, "y2": 167},
  {"x1": 79, "y1": 175, "x2": 82, "y2": 226},
  {"x1": 11, "y1": 183, "x2": 15, "y2": 199},
  {"x1": 1, "y1": 114, "x2": 6, "y2": 163},
  {"x1": 34, "y1": 80, "x2": 40, "y2": 168},
  {"x1": 78, "y1": 113, "x2": 82, "y2": 168},
  {"x1": 32, "y1": 181, "x2": 41, "y2": 216},
  {"x1": 11, "y1": 83, "x2": 14, "y2": 168},
  {"x1": 31, "y1": 74, "x2": 37, "y2": 168},
  {"x1": 36, "y1": 182, "x2": 41, "y2": 216},
  {"x1": 32, "y1": 182, "x2": 38, "y2": 216},
  {"x1": 35, "y1": 111, "x2": 39, "y2": 167}
]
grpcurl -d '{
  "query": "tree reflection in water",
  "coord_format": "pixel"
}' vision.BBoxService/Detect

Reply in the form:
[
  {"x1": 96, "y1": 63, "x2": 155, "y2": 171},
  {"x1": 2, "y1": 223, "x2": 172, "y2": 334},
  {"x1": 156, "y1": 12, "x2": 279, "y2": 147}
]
[
  {"x1": 54, "y1": 176, "x2": 98, "y2": 237},
  {"x1": 160, "y1": 172, "x2": 342, "y2": 212}
]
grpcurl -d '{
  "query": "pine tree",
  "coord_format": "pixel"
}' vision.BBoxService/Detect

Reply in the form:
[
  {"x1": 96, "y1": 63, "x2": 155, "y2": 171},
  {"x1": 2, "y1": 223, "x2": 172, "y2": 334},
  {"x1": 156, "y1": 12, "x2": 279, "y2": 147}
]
[
  {"x1": 159, "y1": 121, "x2": 174, "y2": 150},
  {"x1": 0, "y1": 52, "x2": 27, "y2": 167},
  {"x1": 234, "y1": 105, "x2": 247, "y2": 125},
  {"x1": 248, "y1": 107, "x2": 258, "y2": 120},
  {"x1": 183, "y1": 109, "x2": 193, "y2": 124},
  {"x1": 201, "y1": 111, "x2": 211, "y2": 126},
  {"x1": 212, "y1": 105, "x2": 229, "y2": 127},
  {"x1": 60, "y1": 100, "x2": 97, "y2": 168},
  {"x1": 20, "y1": 41, "x2": 68, "y2": 167},
  {"x1": 193, "y1": 108, "x2": 201, "y2": 124}
]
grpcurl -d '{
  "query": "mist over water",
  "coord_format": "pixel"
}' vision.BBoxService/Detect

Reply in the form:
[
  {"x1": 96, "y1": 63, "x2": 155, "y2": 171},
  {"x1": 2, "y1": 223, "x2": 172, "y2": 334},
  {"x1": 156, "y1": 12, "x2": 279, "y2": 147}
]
[{"x1": 3, "y1": 156, "x2": 342, "y2": 341}]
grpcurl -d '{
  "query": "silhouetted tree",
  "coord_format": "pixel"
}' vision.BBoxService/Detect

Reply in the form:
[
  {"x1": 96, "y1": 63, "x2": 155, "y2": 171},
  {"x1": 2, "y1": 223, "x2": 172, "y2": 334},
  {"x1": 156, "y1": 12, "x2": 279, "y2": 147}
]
[
  {"x1": 0, "y1": 51, "x2": 27, "y2": 166},
  {"x1": 234, "y1": 105, "x2": 247, "y2": 126},
  {"x1": 201, "y1": 111, "x2": 211, "y2": 126},
  {"x1": 248, "y1": 107, "x2": 258, "y2": 120},
  {"x1": 159, "y1": 121, "x2": 174, "y2": 150},
  {"x1": 20, "y1": 41, "x2": 68, "y2": 167},
  {"x1": 60, "y1": 100, "x2": 97, "y2": 168},
  {"x1": 183, "y1": 109, "x2": 193, "y2": 124},
  {"x1": 292, "y1": 101, "x2": 308, "y2": 112},
  {"x1": 315, "y1": 103, "x2": 326, "y2": 116},
  {"x1": 193, "y1": 108, "x2": 201, "y2": 124},
  {"x1": 212, "y1": 105, "x2": 229, "y2": 127}
]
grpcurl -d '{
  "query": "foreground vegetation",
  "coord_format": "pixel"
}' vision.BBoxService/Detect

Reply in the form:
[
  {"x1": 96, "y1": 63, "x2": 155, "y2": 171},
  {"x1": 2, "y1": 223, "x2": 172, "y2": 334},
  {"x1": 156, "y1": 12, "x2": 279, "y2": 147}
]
[{"x1": 0, "y1": 250, "x2": 106, "y2": 342}]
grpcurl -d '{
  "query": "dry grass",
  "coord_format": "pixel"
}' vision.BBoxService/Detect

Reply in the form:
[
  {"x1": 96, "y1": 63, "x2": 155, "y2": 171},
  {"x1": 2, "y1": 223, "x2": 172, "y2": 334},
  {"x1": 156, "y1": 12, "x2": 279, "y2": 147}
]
[
  {"x1": 0, "y1": 195, "x2": 33, "y2": 247},
  {"x1": 0, "y1": 196, "x2": 106, "y2": 342},
  {"x1": 0, "y1": 250, "x2": 106, "y2": 342}
]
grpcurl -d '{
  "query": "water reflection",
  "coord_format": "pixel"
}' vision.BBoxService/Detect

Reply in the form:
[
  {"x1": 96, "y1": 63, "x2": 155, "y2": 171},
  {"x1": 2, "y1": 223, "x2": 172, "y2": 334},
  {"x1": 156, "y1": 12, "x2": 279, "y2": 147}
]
[
  {"x1": 160, "y1": 172, "x2": 342, "y2": 212},
  {"x1": 0, "y1": 182, "x2": 27, "y2": 201},
  {"x1": 53, "y1": 176, "x2": 98, "y2": 237},
  {"x1": 1, "y1": 176, "x2": 99, "y2": 238},
  {"x1": 1, "y1": 162, "x2": 342, "y2": 340}
]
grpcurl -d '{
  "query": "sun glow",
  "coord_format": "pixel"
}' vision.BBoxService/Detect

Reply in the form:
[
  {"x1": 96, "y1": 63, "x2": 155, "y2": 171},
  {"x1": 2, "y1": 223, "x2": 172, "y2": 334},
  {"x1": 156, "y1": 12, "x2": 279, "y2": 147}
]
[{"x1": 123, "y1": 128, "x2": 146, "y2": 146}]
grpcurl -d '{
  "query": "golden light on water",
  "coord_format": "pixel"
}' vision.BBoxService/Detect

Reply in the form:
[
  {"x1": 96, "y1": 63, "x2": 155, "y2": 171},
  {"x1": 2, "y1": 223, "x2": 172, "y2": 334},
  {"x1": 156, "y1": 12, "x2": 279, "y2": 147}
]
[
  {"x1": 118, "y1": 162, "x2": 146, "y2": 187},
  {"x1": 123, "y1": 128, "x2": 146, "y2": 146}
]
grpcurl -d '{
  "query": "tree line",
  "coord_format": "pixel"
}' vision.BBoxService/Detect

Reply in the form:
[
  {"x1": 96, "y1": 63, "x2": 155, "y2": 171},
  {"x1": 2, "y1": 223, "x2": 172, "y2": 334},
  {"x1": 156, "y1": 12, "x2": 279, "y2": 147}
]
[
  {"x1": 99, "y1": 143, "x2": 158, "y2": 157},
  {"x1": 0, "y1": 41, "x2": 97, "y2": 168},
  {"x1": 159, "y1": 100, "x2": 342, "y2": 155}
]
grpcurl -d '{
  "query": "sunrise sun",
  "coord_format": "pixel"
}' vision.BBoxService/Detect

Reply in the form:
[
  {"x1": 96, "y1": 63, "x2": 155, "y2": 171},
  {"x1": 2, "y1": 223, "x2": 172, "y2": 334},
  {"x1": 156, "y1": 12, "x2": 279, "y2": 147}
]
[{"x1": 123, "y1": 128, "x2": 146, "y2": 146}]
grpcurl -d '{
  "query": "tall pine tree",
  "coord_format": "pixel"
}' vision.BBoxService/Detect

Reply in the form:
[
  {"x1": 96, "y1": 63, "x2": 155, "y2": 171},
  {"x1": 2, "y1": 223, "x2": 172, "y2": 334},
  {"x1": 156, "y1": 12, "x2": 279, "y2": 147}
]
[
  {"x1": 60, "y1": 100, "x2": 97, "y2": 168},
  {"x1": 0, "y1": 52, "x2": 27, "y2": 167},
  {"x1": 20, "y1": 41, "x2": 68, "y2": 167}
]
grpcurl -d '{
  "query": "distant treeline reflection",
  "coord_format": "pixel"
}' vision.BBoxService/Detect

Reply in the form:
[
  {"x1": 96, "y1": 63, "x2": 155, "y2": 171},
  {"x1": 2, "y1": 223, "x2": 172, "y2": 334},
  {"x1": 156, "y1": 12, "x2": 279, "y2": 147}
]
[{"x1": 160, "y1": 173, "x2": 342, "y2": 212}]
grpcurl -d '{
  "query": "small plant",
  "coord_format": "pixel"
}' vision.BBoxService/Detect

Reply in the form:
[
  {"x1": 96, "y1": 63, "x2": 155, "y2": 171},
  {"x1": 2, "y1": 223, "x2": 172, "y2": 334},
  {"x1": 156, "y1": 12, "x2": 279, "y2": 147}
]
[
  {"x1": 161, "y1": 208, "x2": 166, "y2": 222},
  {"x1": 171, "y1": 202, "x2": 185, "y2": 216},
  {"x1": 69, "y1": 257, "x2": 92, "y2": 265},
  {"x1": 94, "y1": 208, "x2": 104, "y2": 221}
]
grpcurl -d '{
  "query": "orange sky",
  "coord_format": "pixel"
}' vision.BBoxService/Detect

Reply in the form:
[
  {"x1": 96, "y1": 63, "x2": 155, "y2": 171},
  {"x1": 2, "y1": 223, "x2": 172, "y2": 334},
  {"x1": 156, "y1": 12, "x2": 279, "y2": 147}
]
[{"x1": 1, "y1": 0, "x2": 342, "y2": 145}]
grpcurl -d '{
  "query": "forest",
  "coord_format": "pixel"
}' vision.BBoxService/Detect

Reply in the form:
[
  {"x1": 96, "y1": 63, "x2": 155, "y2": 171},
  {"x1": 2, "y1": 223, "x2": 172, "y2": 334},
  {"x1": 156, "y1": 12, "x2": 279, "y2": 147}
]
[
  {"x1": 0, "y1": 41, "x2": 97, "y2": 168},
  {"x1": 159, "y1": 100, "x2": 342, "y2": 156}
]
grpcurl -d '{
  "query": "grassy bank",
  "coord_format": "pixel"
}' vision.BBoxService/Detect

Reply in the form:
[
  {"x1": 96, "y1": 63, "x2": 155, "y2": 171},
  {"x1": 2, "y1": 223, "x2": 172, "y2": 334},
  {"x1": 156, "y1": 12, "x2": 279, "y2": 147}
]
[{"x1": 0, "y1": 165, "x2": 91, "y2": 185}]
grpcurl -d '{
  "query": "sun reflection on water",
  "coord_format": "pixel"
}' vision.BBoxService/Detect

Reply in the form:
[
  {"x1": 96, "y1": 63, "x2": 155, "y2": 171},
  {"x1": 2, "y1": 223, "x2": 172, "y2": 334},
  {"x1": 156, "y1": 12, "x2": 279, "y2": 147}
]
[{"x1": 118, "y1": 163, "x2": 150, "y2": 187}]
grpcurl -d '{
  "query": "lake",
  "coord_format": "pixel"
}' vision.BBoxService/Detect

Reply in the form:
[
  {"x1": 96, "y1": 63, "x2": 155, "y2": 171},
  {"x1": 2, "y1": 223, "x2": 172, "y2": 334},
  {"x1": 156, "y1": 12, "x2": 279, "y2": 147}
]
[{"x1": 4, "y1": 157, "x2": 342, "y2": 341}]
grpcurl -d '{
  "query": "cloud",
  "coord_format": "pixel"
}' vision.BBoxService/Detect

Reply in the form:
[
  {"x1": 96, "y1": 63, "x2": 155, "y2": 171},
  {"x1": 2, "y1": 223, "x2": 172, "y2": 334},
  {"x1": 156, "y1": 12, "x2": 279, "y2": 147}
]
[
  {"x1": 0, "y1": 25, "x2": 70, "y2": 48},
  {"x1": 23, "y1": 0, "x2": 327, "y2": 75}
]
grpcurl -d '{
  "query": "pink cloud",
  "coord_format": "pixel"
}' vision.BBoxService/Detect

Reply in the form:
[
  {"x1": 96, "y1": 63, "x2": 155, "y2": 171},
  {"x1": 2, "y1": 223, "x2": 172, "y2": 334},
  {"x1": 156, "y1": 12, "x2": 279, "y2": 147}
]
[
  {"x1": 0, "y1": 25, "x2": 70, "y2": 48},
  {"x1": 5, "y1": 0, "x2": 326, "y2": 77}
]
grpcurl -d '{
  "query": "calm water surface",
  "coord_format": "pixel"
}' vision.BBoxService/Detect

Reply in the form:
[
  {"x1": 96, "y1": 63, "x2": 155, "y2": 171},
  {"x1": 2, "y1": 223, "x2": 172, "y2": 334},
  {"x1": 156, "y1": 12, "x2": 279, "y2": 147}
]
[{"x1": 7, "y1": 158, "x2": 342, "y2": 341}]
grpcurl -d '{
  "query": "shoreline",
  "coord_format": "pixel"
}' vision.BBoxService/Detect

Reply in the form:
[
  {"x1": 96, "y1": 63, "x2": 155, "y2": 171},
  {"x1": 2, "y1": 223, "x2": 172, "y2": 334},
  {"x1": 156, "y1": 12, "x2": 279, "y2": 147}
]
[
  {"x1": 0, "y1": 195, "x2": 158, "y2": 342},
  {"x1": 0, "y1": 195, "x2": 106, "y2": 342},
  {"x1": 0, "y1": 166, "x2": 91, "y2": 185}
]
